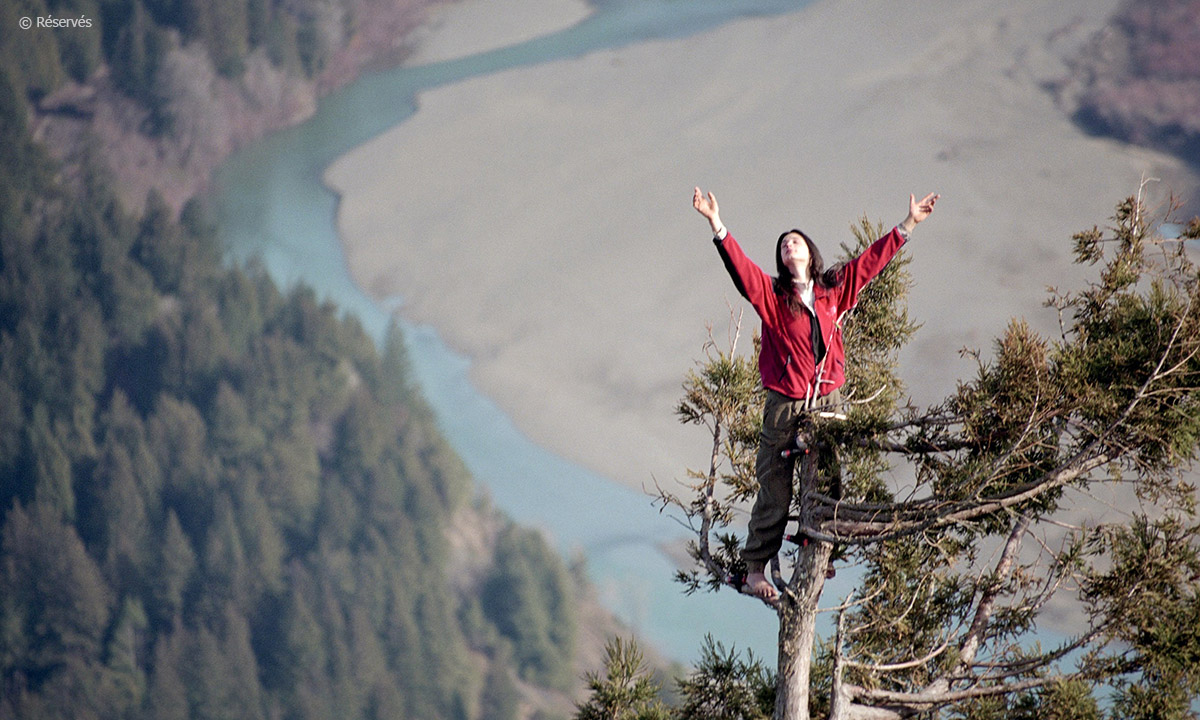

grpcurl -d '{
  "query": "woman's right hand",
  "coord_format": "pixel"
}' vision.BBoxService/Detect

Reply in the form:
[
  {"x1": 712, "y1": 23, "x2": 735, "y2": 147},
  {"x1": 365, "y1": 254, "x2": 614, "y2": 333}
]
[{"x1": 692, "y1": 186, "x2": 724, "y2": 235}]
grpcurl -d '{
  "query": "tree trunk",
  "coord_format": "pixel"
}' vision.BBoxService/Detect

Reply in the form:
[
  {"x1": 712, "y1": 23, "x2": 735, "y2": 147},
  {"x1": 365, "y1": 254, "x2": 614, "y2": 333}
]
[{"x1": 774, "y1": 539, "x2": 832, "y2": 720}]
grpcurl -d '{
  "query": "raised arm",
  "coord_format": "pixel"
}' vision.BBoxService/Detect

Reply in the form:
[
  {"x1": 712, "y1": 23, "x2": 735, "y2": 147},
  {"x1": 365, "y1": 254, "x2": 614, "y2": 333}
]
[
  {"x1": 900, "y1": 192, "x2": 939, "y2": 234},
  {"x1": 828, "y1": 191, "x2": 939, "y2": 313},
  {"x1": 693, "y1": 186, "x2": 726, "y2": 237},
  {"x1": 694, "y1": 186, "x2": 777, "y2": 313}
]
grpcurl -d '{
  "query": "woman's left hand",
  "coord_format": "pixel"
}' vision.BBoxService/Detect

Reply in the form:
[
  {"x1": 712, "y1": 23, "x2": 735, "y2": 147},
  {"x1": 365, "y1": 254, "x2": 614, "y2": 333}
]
[{"x1": 902, "y1": 192, "x2": 939, "y2": 232}]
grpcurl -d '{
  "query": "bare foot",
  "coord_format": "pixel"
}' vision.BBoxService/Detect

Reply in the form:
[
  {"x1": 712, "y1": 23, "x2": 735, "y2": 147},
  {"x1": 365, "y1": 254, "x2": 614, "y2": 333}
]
[{"x1": 745, "y1": 572, "x2": 779, "y2": 607}]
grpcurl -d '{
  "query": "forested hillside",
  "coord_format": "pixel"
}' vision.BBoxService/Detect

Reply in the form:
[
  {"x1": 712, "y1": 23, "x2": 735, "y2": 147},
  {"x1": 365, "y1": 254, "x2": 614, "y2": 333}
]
[
  {"x1": 0, "y1": 7, "x2": 580, "y2": 719},
  {"x1": 4, "y1": 0, "x2": 441, "y2": 211}
]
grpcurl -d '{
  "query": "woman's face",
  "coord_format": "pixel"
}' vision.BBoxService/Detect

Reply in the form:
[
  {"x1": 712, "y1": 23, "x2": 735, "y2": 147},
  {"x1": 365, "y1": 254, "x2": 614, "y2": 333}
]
[{"x1": 780, "y1": 232, "x2": 811, "y2": 275}]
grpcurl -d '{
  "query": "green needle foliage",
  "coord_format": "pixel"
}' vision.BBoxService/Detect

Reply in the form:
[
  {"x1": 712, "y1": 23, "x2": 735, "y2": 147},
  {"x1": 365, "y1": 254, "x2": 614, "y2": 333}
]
[
  {"x1": 674, "y1": 637, "x2": 775, "y2": 720},
  {"x1": 577, "y1": 636, "x2": 775, "y2": 720},
  {"x1": 576, "y1": 637, "x2": 673, "y2": 720}
]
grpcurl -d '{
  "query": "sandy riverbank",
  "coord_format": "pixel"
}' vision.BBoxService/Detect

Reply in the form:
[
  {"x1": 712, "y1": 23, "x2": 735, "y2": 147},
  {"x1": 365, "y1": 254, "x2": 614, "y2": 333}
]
[
  {"x1": 326, "y1": 0, "x2": 1197, "y2": 492},
  {"x1": 405, "y1": 0, "x2": 592, "y2": 65}
]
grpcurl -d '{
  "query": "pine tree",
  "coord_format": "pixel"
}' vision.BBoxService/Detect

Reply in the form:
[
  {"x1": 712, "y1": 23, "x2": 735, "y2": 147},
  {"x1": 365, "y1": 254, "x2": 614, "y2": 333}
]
[
  {"x1": 661, "y1": 196, "x2": 1200, "y2": 719},
  {"x1": 0, "y1": 502, "x2": 111, "y2": 680},
  {"x1": 105, "y1": 597, "x2": 149, "y2": 714},
  {"x1": 576, "y1": 637, "x2": 672, "y2": 720},
  {"x1": 482, "y1": 524, "x2": 577, "y2": 688},
  {"x1": 27, "y1": 404, "x2": 75, "y2": 523},
  {"x1": 675, "y1": 637, "x2": 774, "y2": 720},
  {"x1": 142, "y1": 628, "x2": 189, "y2": 720},
  {"x1": 151, "y1": 509, "x2": 196, "y2": 625}
]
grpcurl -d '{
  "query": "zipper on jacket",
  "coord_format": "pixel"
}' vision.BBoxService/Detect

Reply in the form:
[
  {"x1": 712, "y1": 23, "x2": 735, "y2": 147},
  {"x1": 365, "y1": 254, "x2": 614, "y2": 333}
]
[
  {"x1": 807, "y1": 366, "x2": 822, "y2": 409},
  {"x1": 778, "y1": 353, "x2": 792, "y2": 384}
]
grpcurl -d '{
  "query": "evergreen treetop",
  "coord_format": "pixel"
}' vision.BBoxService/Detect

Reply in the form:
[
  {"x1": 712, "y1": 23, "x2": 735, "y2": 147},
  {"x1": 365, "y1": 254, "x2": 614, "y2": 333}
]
[{"x1": 658, "y1": 194, "x2": 1200, "y2": 719}]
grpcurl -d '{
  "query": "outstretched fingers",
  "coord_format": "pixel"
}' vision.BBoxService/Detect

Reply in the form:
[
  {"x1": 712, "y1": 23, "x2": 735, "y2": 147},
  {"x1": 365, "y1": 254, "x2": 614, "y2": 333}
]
[
  {"x1": 693, "y1": 186, "x2": 718, "y2": 220},
  {"x1": 917, "y1": 192, "x2": 939, "y2": 213},
  {"x1": 909, "y1": 192, "x2": 940, "y2": 223}
]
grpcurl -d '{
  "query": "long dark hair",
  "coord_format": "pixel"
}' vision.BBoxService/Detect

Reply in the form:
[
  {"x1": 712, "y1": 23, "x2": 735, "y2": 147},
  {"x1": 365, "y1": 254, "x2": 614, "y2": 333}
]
[{"x1": 772, "y1": 229, "x2": 842, "y2": 305}]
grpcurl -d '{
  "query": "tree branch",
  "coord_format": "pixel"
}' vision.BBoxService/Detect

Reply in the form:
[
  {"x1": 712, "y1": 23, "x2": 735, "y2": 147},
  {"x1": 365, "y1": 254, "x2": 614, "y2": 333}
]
[
  {"x1": 955, "y1": 515, "x2": 1030, "y2": 671},
  {"x1": 805, "y1": 449, "x2": 1114, "y2": 544}
]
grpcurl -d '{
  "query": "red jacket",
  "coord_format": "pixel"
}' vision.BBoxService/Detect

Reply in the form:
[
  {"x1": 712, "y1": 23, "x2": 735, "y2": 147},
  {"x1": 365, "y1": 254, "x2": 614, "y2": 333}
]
[{"x1": 714, "y1": 227, "x2": 906, "y2": 401}]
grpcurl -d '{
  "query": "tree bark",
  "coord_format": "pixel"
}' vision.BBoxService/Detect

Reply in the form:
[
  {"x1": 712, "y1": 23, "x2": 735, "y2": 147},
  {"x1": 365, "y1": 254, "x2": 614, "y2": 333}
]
[
  {"x1": 773, "y1": 434, "x2": 843, "y2": 720},
  {"x1": 774, "y1": 535, "x2": 832, "y2": 720}
]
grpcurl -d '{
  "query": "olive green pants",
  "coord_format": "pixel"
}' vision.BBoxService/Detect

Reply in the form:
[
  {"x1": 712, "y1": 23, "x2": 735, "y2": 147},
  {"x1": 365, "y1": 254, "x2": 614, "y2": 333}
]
[{"x1": 742, "y1": 388, "x2": 841, "y2": 567}]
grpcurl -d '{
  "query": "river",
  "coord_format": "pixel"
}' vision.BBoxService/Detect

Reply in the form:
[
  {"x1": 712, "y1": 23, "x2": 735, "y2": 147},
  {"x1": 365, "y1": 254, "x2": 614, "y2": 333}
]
[{"x1": 212, "y1": 0, "x2": 841, "y2": 664}]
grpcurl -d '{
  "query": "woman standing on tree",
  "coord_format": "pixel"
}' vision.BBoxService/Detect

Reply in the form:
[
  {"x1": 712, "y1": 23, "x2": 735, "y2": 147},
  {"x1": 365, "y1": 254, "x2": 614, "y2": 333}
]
[{"x1": 692, "y1": 186, "x2": 938, "y2": 606}]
